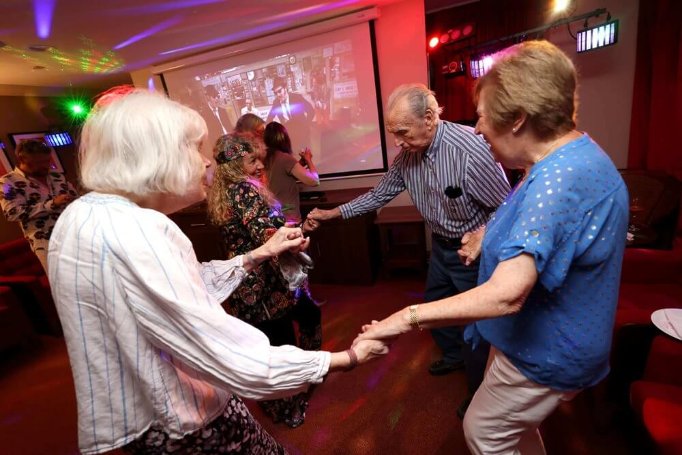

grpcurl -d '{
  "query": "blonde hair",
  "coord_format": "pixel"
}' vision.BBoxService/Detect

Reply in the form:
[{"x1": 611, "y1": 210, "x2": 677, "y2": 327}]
[
  {"x1": 207, "y1": 133, "x2": 276, "y2": 225},
  {"x1": 475, "y1": 40, "x2": 577, "y2": 139},
  {"x1": 387, "y1": 83, "x2": 443, "y2": 120},
  {"x1": 79, "y1": 88, "x2": 207, "y2": 197}
]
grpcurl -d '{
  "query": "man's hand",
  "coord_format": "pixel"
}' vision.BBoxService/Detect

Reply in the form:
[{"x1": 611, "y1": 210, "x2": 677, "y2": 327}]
[
  {"x1": 307, "y1": 207, "x2": 341, "y2": 222},
  {"x1": 457, "y1": 226, "x2": 486, "y2": 266}
]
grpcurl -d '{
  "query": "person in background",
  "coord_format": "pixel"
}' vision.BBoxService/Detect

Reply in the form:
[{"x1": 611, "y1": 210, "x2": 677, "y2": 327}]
[
  {"x1": 263, "y1": 121, "x2": 320, "y2": 224},
  {"x1": 48, "y1": 87, "x2": 388, "y2": 454},
  {"x1": 263, "y1": 121, "x2": 326, "y2": 308},
  {"x1": 307, "y1": 83, "x2": 510, "y2": 417},
  {"x1": 241, "y1": 97, "x2": 257, "y2": 117},
  {"x1": 207, "y1": 133, "x2": 324, "y2": 429},
  {"x1": 310, "y1": 69, "x2": 330, "y2": 126},
  {"x1": 0, "y1": 139, "x2": 77, "y2": 271},
  {"x1": 266, "y1": 77, "x2": 315, "y2": 152},
  {"x1": 235, "y1": 112, "x2": 266, "y2": 137},
  {"x1": 355, "y1": 40, "x2": 629, "y2": 454},
  {"x1": 203, "y1": 84, "x2": 232, "y2": 134},
  {"x1": 234, "y1": 113, "x2": 267, "y2": 174}
]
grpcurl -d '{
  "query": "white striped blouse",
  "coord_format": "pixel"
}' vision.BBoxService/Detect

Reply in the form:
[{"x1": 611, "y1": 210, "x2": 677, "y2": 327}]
[
  {"x1": 48, "y1": 192, "x2": 330, "y2": 454},
  {"x1": 340, "y1": 121, "x2": 510, "y2": 238}
]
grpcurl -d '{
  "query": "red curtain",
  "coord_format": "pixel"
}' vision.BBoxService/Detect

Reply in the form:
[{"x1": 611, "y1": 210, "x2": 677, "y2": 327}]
[{"x1": 627, "y1": 0, "x2": 682, "y2": 179}]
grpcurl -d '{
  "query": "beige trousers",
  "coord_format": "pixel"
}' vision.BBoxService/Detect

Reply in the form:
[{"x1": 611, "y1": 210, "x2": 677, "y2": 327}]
[{"x1": 463, "y1": 349, "x2": 579, "y2": 455}]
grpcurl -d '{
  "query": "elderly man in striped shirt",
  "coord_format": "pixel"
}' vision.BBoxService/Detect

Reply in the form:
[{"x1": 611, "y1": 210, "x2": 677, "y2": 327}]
[{"x1": 307, "y1": 83, "x2": 510, "y2": 417}]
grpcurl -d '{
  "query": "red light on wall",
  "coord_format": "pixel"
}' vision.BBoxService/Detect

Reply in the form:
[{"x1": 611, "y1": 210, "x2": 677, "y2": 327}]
[
  {"x1": 433, "y1": 23, "x2": 476, "y2": 48},
  {"x1": 429, "y1": 36, "x2": 440, "y2": 48}
]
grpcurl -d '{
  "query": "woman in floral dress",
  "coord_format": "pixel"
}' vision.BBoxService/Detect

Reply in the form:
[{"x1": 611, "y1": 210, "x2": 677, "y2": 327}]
[{"x1": 207, "y1": 133, "x2": 322, "y2": 428}]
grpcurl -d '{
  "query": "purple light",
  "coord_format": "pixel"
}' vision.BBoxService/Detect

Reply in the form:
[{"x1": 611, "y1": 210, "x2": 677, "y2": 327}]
[
  {"x1": 255, "y1": 0, "x2": 361, "y2": 23},
  {"x1": 114, "y1": 16, "x2": 182, "y2": 50},
  {"x1": 33, "y1": 0, "x2": 56, "y2": 39},
  {"x1": 159, "y1": 21, "x2": 287, "y2": 55},
  {"x1": 112, "y1": 0, "x2": 225, "y2": 15}
]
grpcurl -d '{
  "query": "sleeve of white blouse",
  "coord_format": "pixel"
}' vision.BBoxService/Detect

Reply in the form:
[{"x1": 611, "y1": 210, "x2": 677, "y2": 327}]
[
  {"x1": 198, "y1": 256, "x2": 249, "y2": 303},
  {"x1": 115, "y1": 215, "x2": 331, "y2": 400}
]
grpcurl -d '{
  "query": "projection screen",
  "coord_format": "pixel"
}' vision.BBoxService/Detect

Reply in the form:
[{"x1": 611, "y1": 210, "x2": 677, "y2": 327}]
[{"x1": 161, "y1": 21, "x2": 387, "y2": 179}]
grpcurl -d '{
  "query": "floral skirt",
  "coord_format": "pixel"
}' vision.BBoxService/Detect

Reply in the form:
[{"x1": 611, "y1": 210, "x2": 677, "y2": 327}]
[
  {"x1": 255, "y1": 291, "x2": 322, "y2": 428},
  {"x1": 123, "y1": 394, "x2": 286, "y2": 454}
]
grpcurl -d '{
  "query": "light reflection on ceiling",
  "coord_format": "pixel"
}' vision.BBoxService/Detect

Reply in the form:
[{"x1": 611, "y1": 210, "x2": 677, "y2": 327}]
[
  {"x1": 33, "y1": 0, "x2": 56, "y2": 39},
  {"x1": 159, "y1": 20, "x2": 288, "y2": 56},
  {"x1": 2, "y1": 0, "x2": 409, "y2": 89},
  {"x1": 114, "y1": 16, "x2": 183, "y2": 50}
]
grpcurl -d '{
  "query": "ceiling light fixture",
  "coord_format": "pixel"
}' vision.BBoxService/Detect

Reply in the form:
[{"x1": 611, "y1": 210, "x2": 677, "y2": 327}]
[
  {"x1": 577, "y1": 19, "x2": 618, "y2": 53},
  {"x1": 28, "y1": 44, "x2": 52, "y2": 52}
]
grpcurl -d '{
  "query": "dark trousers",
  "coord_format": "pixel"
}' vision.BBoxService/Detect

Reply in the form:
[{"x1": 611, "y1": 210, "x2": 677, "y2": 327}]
[{"x1": 425, "y1": 235, "x2": 489, "y2": 393}]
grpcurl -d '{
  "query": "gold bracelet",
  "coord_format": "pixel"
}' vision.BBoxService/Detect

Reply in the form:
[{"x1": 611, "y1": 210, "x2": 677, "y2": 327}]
[{"x1": 409, "y1": 305, "x2": 422, "y2": 331}]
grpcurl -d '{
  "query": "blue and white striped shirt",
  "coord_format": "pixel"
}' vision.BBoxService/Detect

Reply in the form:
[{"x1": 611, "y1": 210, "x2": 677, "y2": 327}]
[
  {"x1": 48, "y1": 192, "x2": 330, "y2": 454},
  {"x1": 340, "y1": 121, "x2": 510, "y2": 238}
]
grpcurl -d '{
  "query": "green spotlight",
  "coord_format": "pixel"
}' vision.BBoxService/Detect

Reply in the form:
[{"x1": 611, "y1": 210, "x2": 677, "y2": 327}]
[{"x1": 69, "y1": 102, "x2": 86, "y2": 116}]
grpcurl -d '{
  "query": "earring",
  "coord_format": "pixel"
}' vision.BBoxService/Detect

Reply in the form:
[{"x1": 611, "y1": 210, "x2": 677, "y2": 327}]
[{"x1": 512, "y1": 127, "x2": 518, "y2": 133}]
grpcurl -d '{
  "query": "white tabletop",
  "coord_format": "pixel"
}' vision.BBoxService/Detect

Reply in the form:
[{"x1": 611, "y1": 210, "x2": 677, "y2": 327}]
[{"x1": 651, "y1": 308, "x2": 682, "y2": 341}]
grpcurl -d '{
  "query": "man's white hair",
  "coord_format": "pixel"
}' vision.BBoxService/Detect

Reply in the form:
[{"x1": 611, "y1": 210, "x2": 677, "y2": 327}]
[
  {"x1": 80, "y1": 89, "x2": 207, "y2": 197},
  {"x1": 387, "y1": 83, "x2": 443, "y2": 120}
]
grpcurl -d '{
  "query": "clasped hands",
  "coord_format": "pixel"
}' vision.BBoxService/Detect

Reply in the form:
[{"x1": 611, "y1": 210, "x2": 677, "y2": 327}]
[{"x1": 347, "y1": 305, "x2": 419, "y2": 367}]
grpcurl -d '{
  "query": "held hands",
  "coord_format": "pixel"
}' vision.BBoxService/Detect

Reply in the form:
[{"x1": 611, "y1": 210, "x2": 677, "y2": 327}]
[
  {"x1": 457, "y1": 226, "x2": 486, "y2": 266},
  {"x1": 307, "y1": 207, "x2": 340, "y2": 222},
  {"x1": 352, "y1": 338, "x2": 390, "y2": 365},
  {"x1": 260, "y1": 226, "x2": 309, "y2": 258},
  {"x1": 353, "y1": 308, "x2": 413, "y2": 345}
]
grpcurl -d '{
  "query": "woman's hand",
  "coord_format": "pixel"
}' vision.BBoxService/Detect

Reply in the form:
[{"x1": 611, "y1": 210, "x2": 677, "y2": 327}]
[
  {"x1": 329, "y1": 339, "x2": 390, "y2": 372},
  {"x1": 252, "y1": 226, "x2": 309, "y2": 264},
  {"x1": 301, "y1": 217, "x2": 320, "y2": 233},
  {"x1": 353, "y1": 338, "x2": 390, "y2": 363},
  {"x1": 299, "y1": 147, "x2": 313, "y2": 164},
  {"x1": 354, "y1": 308, "x2": 412, "y2": 344}
]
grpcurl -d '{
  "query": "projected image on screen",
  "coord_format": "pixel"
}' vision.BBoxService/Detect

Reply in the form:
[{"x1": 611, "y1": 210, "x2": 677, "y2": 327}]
[{"x1": 162, "y1": 23, "x2": 386, "y2": 178}]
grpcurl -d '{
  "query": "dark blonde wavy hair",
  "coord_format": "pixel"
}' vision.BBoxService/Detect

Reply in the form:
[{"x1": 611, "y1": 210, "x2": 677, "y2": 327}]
[{"x1": 207, "y1": 133, "x2": 276, "y2": 225}]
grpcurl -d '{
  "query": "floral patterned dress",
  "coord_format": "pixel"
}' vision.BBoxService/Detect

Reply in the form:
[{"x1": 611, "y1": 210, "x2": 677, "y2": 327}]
[{"x1": 219, "y1": 180, "x2": 321, "y2": 427}]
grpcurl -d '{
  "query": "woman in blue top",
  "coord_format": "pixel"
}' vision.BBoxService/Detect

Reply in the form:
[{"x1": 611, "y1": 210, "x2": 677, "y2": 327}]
[{"x1": 356, "y1": 40, "x2": 629, "y2": 454}]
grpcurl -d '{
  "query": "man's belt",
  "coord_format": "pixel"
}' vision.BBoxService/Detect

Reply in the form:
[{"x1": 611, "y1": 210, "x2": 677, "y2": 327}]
[{"x1": 432, "y1": 233, "x2": 462, "y2": 249}]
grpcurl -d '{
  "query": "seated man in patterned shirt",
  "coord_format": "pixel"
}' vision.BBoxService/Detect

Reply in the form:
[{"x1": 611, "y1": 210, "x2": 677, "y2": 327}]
[{"x1": 0, "y1": 139, "x2": 78, "y2": 271}]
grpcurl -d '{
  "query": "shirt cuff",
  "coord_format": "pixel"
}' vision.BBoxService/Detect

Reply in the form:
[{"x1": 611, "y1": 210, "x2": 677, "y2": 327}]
[{"x1": 339, "y1": 203, "x2": 353, "y2": 219}]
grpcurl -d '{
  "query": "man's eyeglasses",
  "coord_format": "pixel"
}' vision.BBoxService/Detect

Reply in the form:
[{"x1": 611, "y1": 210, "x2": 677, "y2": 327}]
[{"x1": 274, "y1": 87, "x2": 286, "y2": 94}]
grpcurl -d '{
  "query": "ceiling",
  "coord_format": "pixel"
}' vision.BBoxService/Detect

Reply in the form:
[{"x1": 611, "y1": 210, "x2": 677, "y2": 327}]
[{"x1": 1, "y1": 0, "x2": 474, "y2": 93}]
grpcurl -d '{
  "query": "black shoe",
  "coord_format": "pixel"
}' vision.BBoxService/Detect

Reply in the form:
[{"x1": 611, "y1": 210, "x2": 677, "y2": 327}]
[
  {"x1": 428, "y1": 359, "x2": 465, "y2": 376},
  {"x1": 457, "y1": 395, "x2": 473, "y2": 420}
]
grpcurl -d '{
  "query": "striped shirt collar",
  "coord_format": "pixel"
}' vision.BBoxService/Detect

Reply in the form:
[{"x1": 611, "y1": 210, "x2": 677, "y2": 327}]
[{"x1": 423, "y1": 120, "x2": 444, "y2": 160}]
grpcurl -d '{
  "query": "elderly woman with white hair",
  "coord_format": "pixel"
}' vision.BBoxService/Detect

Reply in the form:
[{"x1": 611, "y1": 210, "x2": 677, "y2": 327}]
[
  {"x1": 356, "y1": 40, "x2": 629, "y2": 454},
  {"x1": 48, "y1": 87, "x2": 388, "y2": 455}
]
